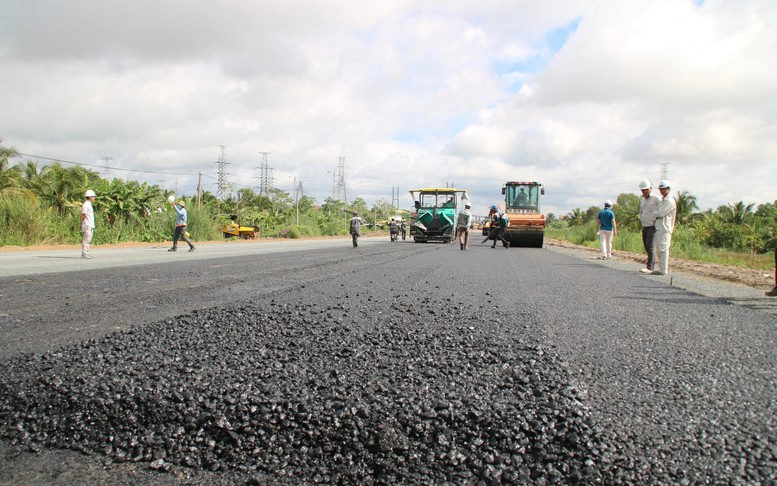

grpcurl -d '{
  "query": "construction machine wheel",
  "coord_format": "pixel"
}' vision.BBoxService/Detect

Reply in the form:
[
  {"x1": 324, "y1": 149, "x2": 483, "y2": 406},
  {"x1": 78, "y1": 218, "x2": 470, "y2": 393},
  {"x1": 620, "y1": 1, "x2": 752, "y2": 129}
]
[{"x1": 505, "y1": 231, "x2": 544, "y2": 248}]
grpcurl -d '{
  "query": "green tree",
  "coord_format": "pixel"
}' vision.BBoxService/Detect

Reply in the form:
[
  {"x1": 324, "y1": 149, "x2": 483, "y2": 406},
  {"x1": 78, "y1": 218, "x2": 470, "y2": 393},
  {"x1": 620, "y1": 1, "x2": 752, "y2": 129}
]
[
  {"x1": 0, "y1": 141, "x2": 27, "y2": 199},
  {"x1": 583, "y1": 205, "x2": 600, "y2": 224},
  {"x1": 675, "y1": 191, "x2": 699, "y2": 225},
  {"x1": 565, "y1": 208, "x2": 585, "y2": 226},
  {"x1": 0, "y1": 140, "x2": 20, "y2": 170},
  {"x1": 615, "y1": 193, "x2": 640, "y2": 230},
  {"x1": 717, "y1": 201, "x2": 755, "y2": 225},
  {"x1": 38, "y1": 164, "x2": 84, "y2": 213}
]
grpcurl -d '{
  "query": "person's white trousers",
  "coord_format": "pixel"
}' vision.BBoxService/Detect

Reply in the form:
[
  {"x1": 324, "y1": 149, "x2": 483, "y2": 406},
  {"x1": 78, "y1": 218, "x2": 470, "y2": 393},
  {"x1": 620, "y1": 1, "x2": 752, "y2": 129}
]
[
  {"x1": 599, "y1": 230, "x2": 613, "y2": 258},
  {"x1": 81, "y1": 223, "x2": 93, "y2": 256},
  {"x1": 653, "y1": 230, "x2": 672, "y2": 274}
]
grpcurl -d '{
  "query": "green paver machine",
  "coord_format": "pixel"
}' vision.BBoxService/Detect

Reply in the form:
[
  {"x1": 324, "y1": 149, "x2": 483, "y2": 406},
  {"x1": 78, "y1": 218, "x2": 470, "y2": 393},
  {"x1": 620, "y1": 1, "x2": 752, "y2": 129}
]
[{"x1": 408, "y1": 188, "x2": 469, "y2": 243}]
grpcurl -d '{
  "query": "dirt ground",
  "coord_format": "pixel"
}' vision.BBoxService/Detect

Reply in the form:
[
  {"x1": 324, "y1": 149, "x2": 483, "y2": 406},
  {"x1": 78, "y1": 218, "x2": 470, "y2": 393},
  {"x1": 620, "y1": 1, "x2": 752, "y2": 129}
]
[
  {"x1": 0, "y1": 237, "x2": 774, "y2": 291},
  {"x1": 546, "y1": 238, "x2": 776, "y2": 291}
]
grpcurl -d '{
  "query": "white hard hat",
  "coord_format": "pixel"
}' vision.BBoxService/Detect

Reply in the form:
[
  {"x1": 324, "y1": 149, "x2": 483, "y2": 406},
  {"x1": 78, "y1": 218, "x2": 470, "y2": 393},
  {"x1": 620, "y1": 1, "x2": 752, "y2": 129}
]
[
  {"x1": 638, "y1": 180, "x2": 652, "y2": 190},
  {"x1": 604, "y1": 200, "x2": 613, "y2": 207},
  {"x1": 464, "y1": 202, "x2": 471, "y2": 208},
  {"x1": 657, "y1": 180, "x2": 671, "y2": 189},
  {"x1": 85, "y1": 189, "x2": 96, "y2": 198}
]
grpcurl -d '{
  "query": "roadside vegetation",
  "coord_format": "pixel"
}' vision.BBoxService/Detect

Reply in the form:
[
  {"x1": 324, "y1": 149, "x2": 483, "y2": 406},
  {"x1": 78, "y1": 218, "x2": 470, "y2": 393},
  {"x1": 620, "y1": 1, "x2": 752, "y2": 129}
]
[
  {"x1": 0, "y1": 141, "x2": 400, "y2": 247},
  {"x1": 1, "y1": 141, "x2": 775, "y2": 271},
  {"x1": 545, "y1": 192, "x2": 776, "y2": 271}
]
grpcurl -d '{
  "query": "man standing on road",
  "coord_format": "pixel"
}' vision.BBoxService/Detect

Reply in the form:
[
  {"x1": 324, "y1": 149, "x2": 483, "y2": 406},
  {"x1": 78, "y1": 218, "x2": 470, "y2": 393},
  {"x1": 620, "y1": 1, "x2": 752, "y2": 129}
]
[
  {"x1": 652, "y1": 180, "x2": 677, "y2": 275},
  {"x1": 81, "y1": 189, "x2": 96, "y2": 259},
  {"x1": 638, "y1": 180, "x2": 660, "y2": 273},
  {"x1": 596, "y1": 200, "x2": 617, "y2": 259},
  {"x1": 349, "y1": 211, "x2": 365, "y2": 248},
  {"x1": 767, "y1": 241, "x2": 777, "y2": 296},
  {"x1": 457, "y1": 202, "x2": 472, "y2": 250},
  {"x1": 168, "y1": 199, "x2": 196, "y2": 252}
]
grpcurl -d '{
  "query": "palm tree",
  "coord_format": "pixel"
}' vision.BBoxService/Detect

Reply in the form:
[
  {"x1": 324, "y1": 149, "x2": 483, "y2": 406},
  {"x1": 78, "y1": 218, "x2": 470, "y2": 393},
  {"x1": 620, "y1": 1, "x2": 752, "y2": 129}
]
[
  {"x1": 0, "y1": 141, "x2": 28, "y2": 199},
  {"x1": 0, "y1": 139, "x2": 20, "y2": 170},
  {"x1": 565, "y1": 208, "x2": 585, "y2": 226},
  {"x1": 615, "y1": 193, "x2": 641, "y2": 230},
  {"x1": 39, "y1": 163, "x2": 84, "y2": 213},
  {"x1": 675, "y1": 191, "x2": 699, "y2": 225},
  {"x1": 718, "y1": 201, "x2": 755, "y2": 225}
]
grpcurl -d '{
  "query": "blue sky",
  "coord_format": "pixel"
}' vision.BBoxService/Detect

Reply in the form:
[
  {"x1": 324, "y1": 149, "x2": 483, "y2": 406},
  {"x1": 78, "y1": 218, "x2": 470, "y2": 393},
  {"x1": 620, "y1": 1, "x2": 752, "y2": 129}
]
[{"x1": 0, "y1": 0, "x2": 775, "y2": 216}]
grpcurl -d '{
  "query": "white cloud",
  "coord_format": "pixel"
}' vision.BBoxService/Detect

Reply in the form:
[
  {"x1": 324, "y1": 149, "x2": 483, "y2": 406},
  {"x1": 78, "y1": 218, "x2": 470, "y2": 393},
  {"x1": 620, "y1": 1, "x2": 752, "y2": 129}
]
[{"x1": 1, "y1": 0, "x2": 775, "y2": 218}]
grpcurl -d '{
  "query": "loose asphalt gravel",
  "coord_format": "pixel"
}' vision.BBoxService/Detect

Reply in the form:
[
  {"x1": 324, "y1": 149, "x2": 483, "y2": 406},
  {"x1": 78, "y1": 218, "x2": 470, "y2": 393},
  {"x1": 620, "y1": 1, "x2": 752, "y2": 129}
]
[{"x1": 0, "y1": 238, "x2": 774, "y2": 484}]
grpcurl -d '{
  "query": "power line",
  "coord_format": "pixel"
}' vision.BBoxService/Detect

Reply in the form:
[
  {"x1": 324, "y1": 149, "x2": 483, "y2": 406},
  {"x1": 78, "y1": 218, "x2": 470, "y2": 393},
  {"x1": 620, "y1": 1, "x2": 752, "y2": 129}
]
[{"x1": 18, "y1": 153, "x2": 197, "y2": 176}]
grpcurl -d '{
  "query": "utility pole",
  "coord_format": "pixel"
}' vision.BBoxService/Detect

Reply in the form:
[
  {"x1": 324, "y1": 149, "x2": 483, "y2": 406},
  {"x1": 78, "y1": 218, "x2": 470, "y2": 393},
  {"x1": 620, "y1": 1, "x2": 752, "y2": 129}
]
[
  {"x1": 197, "y1": 172, "x2": 203, "y2": 209},
  {"x1": 293, "y1": 177, "x2": 300, "y2": 226},
  {"x1": 101, "y1": 156, "x2": 113, "y2": 181},
  {"x1": 215, "y1": 145, "x2": 230, "y2": 199},
  {"x1": 258, "y1": 152, "x2": 274, "y2": 196}
]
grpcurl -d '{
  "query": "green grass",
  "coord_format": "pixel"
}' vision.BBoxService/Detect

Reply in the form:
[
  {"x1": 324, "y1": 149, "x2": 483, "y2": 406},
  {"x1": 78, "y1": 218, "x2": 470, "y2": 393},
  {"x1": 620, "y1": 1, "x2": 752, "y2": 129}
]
[{"x1": 546, "y1": 223, "x2": 773, "y2": 271}]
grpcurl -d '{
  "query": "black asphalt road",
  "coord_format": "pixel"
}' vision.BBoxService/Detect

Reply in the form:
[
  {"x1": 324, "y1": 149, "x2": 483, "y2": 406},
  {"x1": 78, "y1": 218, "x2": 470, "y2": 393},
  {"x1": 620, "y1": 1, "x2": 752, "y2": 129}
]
[{"x1": 0, "y1": 237, "x2": 774, "y2": 483}]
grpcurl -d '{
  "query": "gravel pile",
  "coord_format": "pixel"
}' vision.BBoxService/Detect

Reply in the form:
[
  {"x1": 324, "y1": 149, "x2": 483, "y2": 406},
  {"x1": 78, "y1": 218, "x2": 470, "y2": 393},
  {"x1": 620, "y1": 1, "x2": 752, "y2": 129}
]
[{"x1": 0, "y1": 292, "x2": 617, "y2": 484}]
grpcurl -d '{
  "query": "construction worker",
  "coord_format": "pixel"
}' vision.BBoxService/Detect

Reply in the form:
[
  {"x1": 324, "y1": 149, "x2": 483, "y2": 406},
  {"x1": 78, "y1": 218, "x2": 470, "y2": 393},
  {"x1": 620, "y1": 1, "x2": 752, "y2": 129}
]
[
  {"x1": 457, "y1": 202, "x2": 472, "y2": 250},
  {"x1": 168, "y1": 199, "x2": 196, "y2": 252},
  {"x1": 388, "y1": 218, "x2": 399, "y2": 242},
  {"x1": 638, "y1": 179, "x2": 660, "y2": 273},
  {"x1": 596, "y1": 200, "x2": 617, "y2": 259},
  {"x1": 652, "y1": 180, "x2": 676, "y2": 275},
  {"x1": 767, "y1": 241, "x2": 777, "y2": 296},
  {"x1": 349, "y1": 211, "x2": 365, "y2": 248},
  {"x1": 488, "y1": 205, "x2": 510, "y2": 249},
  {"x1": 81, "y1": 189, "x2": 96, "y2": 259}
]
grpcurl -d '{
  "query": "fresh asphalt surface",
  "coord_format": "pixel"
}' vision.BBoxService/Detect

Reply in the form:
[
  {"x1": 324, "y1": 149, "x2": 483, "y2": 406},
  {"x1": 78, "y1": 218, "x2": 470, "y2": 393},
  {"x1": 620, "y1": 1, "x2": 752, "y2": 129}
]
[{"x1": 0, "y1": 236, "x2": 774, "y2": 483}]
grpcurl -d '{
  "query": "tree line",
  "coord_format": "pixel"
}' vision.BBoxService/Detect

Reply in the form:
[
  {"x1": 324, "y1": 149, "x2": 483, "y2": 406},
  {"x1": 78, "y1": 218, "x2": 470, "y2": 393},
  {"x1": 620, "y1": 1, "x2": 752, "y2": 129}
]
[
  {"x1": 0, "y1": 141, "x2": 400, "y2": 246},
  {"x1": 2, "y1": 140, "x2": 774, "y2": 254},
  {"x1": 547, "y1": 191, "x2": 777, "y2": 255}
]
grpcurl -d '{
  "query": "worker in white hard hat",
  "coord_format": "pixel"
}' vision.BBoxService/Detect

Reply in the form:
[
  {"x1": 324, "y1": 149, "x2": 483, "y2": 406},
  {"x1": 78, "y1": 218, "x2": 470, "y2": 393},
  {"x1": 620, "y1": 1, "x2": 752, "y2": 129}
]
[
  {"x1": 638, "y1": 180, "x2": 660, "y2": 273},
  {"x1": 456, "y1": 202, "x2": 473, "y2": 250},
  {"x1": 651, "y1": 180, "x2": 677, "y2": 275},
  {"x1": 81, "y1": 189, "x2": 96, "y2": 259},
  {"x1": 596, "y1": 200, "x2": 617, "y2": 259}
]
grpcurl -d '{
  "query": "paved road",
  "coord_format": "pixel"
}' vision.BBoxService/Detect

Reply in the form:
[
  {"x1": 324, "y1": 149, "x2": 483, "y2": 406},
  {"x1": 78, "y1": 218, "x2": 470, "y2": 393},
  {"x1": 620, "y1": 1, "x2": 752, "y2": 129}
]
[
  {"x1": 0, "y1": 237, "x2": 775, "y2": 483},
  {"x1": 1, "y1": 235, "x2": 773, "y2": 361}
]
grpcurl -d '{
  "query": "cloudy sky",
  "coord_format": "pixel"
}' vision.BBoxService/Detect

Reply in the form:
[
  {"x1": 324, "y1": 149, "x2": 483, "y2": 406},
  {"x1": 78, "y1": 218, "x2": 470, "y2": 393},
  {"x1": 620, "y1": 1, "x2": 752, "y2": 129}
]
[{"x1": 1, "y1": 0, "x2": 775, "y2": 216}]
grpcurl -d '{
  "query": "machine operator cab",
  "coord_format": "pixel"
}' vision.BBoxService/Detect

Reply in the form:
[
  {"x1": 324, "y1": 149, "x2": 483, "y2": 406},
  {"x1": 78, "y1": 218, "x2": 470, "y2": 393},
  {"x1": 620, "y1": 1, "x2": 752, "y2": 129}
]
[{"x1": 504, "y1": 182, "x2": 544, "y2": 214}]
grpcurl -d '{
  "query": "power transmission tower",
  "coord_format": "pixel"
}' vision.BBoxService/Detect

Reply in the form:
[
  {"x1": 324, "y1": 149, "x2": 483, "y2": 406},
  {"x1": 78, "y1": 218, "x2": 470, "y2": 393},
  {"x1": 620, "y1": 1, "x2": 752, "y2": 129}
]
[
  {"x1": 334, "y1": 156, "x2": 347, "y2": 203},
  {"x1": 215, "y1": 145, "x2": 230, "y2": 199},
  {"x1": 101, "y1": 156, "x2": 113, "y2": 180},
  {"x1": 660, "y1": 163, "x2": 670, "y2": 181},
  {"x1": 391, "y1": 187, "x2": 401, "y2": 209},
  {"x1": 258, "y1": 152, "x2": 274, "y2": 196}
]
